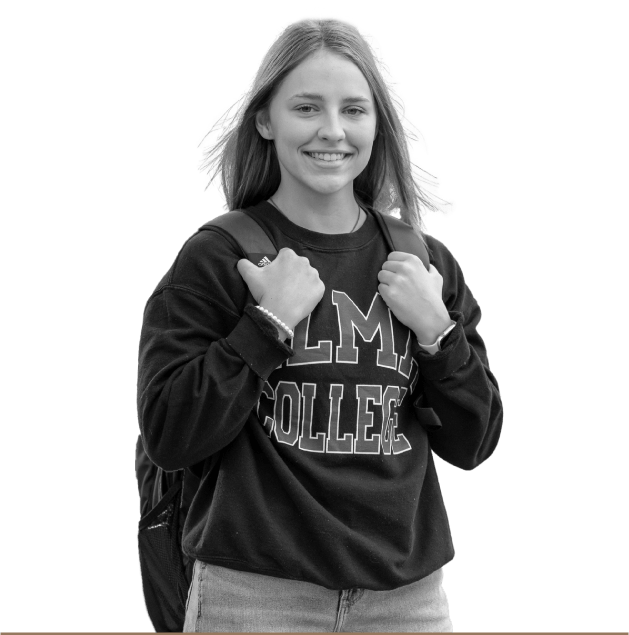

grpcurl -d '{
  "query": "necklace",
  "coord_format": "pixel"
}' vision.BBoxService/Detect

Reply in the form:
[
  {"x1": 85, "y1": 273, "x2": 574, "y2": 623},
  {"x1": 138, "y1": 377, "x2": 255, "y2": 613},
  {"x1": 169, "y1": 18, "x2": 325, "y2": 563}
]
[
  {"x1": 349, "y1": 203, "x2": 362, "y2": 232},
  {"x1": 269, "y1": 197, "x2": 362, "y2": 233}
]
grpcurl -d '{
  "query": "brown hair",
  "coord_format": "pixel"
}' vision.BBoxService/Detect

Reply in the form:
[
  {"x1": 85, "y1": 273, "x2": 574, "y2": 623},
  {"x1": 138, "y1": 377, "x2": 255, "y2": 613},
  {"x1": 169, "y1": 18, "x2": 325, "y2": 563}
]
[{"x1": 202, "y1": 19, "x2": 436, "y2": 231}]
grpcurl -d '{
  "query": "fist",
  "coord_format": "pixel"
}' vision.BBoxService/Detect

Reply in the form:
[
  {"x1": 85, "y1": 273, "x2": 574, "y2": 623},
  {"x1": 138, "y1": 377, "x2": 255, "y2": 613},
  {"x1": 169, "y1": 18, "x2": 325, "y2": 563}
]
[
  {"x1": 377, "y1": 252, "x2": 451, "y2": 344},
  {"x1": 237, "y1": 248, "x2": 325, "y2": 331}
]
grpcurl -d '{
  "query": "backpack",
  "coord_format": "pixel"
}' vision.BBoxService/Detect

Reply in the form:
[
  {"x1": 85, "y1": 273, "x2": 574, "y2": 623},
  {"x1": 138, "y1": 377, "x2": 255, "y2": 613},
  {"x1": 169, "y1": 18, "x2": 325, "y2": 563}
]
[{"x1": 135, "y1": 209, "x2": 429, "y2": 632}]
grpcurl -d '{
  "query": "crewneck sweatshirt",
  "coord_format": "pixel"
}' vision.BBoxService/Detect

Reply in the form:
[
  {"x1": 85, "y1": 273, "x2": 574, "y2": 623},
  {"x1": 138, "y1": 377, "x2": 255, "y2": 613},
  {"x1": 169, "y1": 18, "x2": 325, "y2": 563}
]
[{"x1": 137, "y1": 201, "x2": 503, "y2": 591}]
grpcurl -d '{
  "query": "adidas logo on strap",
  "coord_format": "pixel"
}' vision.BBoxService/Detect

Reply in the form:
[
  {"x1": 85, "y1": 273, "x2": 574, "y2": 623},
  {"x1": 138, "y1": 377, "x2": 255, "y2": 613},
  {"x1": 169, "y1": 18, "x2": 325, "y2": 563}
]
[{"x1": 257, "y1": 256, "x2": 272, "y2": 267}]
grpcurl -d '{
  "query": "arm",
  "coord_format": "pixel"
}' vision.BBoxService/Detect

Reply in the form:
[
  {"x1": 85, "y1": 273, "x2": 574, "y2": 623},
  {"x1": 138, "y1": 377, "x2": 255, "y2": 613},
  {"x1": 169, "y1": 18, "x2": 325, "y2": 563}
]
[
  {"x1": 413, "y1": 236, "x2": 503, "y2": 470},
  {"x1": 137, "y1": 230, "x2": 324, "y2": 471}
]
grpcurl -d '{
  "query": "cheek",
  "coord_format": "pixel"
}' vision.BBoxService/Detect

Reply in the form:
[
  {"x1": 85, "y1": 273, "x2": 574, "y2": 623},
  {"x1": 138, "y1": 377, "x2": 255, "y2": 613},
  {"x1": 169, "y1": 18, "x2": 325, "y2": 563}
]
[
  {"x1": 356, "y1": 126, "x2": 377, "y2": 159},
  {"x1": 275, "y1": 120, "x2": 310, "y2": 150},
  {"x1": 355, "y1": 118, "x2": 377, "y2": 144}
]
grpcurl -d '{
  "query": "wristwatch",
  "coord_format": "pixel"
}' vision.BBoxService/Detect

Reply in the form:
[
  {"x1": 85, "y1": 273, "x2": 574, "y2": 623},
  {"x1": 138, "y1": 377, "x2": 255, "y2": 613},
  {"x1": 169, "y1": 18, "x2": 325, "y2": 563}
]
[{"x1": 417, "y1": 320, "x2": 457, "y2": 355}]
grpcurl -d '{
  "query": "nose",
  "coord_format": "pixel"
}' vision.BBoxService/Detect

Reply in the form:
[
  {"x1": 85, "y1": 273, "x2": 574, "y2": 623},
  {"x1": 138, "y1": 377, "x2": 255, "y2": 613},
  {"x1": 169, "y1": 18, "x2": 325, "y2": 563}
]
[{"x1": 317, "y1": 112, "x2": 345, "y2": 142}]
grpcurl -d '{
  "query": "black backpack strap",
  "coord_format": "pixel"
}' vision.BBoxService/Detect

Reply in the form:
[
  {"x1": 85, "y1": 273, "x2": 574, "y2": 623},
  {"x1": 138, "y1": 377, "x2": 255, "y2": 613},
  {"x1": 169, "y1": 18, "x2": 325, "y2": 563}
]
[
  {"x1": 200, "y1": 209, "x2": 429, "y2": 270},
  {"x1": 373, "y1": 212, "x2": 430, "y2": 270},
  {"x1": 200, "y1": 210, "x2": 278, "y2": 268}
]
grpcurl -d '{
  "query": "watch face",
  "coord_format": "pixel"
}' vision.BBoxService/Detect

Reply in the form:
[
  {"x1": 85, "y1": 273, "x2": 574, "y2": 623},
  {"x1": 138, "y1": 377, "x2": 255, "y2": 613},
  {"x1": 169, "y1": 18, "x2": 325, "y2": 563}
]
[{"x1": 438, "y1": 323, "x2": 457, "y2": 349}]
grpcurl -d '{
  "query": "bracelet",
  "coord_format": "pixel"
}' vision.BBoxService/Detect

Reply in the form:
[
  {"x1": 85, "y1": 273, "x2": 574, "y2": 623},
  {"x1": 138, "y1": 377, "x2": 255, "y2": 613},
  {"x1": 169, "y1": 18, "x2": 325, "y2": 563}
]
[{"x1": 255, "y1": 306, "x2": 294, "y2": 338}]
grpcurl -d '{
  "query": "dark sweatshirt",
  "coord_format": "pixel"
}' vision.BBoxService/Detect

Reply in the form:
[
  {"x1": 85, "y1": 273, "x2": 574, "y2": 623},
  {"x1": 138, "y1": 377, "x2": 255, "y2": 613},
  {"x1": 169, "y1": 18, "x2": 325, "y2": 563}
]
[{"x1": 137, "y1": 201, "x2": 503, "y2": 591}]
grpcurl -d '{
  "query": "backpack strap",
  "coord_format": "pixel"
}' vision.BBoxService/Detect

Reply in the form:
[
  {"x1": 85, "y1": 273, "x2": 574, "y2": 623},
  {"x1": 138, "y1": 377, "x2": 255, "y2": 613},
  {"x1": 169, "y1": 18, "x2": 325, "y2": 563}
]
[
  {"x1": 200, "y1": 210, "x2": 278, "y2": 268},
  {"x1": 199, "y1": 209, "x2": 429, "y2": 270},
  {"x1": 373, "y1": 212, "x2": 430, "y2": 270}
]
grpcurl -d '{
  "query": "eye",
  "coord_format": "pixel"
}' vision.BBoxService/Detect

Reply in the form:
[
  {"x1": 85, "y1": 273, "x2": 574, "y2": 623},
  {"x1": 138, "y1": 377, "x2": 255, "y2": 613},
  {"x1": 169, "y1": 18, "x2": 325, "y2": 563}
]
[
  {"x1": 295, "y1": 105, "x2": 317, "y2": 114},
  {"x1": 345, "y1": 107, "x2": 365, "y2": 116}
]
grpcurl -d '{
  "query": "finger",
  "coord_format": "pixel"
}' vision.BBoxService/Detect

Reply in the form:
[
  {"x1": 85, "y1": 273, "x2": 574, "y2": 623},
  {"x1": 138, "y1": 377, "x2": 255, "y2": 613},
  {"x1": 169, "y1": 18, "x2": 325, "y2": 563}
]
[
  {"x1": 378, "y1": 283, "x2": 392, "y2": 301},
  {"x1": 236, "y1": 258, "x2": 257, "y2": 277},
  {"x1": 387, "y1": 251, "x2": 416, "y2": 262},
  {"x1": 427, "y1": 264, "x2": 443, "y2": 281},
  {"x1": 276, "y1": 247, "x2": 296, "y2": 261},
  {"x1": 377, "y1": 270, "x2": 396, "y2": 285},
  {"x1": 381, "y1": 260, "x2": 406, "y2": 273}
]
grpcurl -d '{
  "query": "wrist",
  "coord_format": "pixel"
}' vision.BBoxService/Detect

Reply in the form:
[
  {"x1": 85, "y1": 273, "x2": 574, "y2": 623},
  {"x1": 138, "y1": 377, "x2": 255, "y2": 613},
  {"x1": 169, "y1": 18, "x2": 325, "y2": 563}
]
[
  {"x1": 258, "y1": 298, "x2": 299, "y2": 332},
  {"x1": 274, "y1": 324, "x2": 289, "y2": 341},
  {"x1": 416, "y1": 319, "x2": 456, "y2": 355},
  {"x1": 255, "y1": 305, "x2": 294, "y2": 340},
  {"x1": 414, "y1": 314, "x2": 453, "y2": 346}
]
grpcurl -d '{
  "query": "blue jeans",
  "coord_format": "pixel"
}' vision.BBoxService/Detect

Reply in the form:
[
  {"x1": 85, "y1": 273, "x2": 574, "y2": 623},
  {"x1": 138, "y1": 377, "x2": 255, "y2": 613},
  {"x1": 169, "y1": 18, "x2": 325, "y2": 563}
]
[{"x1": 183, "y1": 561, "x2": 453, "y2": 632}]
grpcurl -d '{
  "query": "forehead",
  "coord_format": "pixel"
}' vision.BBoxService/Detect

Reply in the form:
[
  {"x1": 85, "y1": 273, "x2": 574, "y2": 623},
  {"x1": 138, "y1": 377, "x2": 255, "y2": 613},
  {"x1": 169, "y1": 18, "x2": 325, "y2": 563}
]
[{"x1": 276, "y1": 50, "x2": 373, "y2": 100}]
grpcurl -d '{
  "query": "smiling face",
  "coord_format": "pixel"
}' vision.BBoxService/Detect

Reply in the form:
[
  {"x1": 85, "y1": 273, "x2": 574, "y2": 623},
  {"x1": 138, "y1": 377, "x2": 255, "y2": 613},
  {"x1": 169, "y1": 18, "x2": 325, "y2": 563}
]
[{"x1": 256, "y1": 49, "x2": 378, "y2": 203}]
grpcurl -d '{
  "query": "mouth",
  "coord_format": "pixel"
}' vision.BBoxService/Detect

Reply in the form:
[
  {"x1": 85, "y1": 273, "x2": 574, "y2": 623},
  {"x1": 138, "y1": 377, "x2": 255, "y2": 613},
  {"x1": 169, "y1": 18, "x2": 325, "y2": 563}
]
[{"x1": 304, "y1": 151, "x2": 352, "y2": 165}]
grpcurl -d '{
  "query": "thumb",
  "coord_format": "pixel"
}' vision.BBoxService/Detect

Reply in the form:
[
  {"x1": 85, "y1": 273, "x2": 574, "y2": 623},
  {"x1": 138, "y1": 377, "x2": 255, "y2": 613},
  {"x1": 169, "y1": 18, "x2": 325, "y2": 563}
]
[{"x1": 236, "y1": 258, "x2": 258, "y2": 280}]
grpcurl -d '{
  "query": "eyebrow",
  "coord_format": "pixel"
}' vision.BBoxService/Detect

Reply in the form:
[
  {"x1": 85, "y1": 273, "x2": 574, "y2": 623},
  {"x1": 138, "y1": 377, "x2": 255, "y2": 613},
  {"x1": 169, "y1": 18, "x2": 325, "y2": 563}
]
[{"x1": 288, "y1": 92, "x2": 371, "y2": 103}]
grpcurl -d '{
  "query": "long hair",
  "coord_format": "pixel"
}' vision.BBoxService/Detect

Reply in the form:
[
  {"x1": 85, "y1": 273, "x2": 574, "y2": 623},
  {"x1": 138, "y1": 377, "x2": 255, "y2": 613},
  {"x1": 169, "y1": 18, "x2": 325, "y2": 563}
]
[{"x1": 202, "y1": 19, "x2": 436, "y2": 231}]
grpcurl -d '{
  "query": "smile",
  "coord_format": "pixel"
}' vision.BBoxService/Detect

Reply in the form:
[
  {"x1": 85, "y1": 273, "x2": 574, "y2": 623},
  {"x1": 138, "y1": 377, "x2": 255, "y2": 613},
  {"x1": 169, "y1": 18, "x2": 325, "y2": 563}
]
[{"x1": 305, "y1": 151, "x2": 351, "y2": 162}]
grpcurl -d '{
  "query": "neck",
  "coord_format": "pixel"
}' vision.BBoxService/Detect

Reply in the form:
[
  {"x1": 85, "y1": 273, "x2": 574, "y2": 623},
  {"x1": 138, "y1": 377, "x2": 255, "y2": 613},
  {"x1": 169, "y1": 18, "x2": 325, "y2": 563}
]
[{"x1": 270, "y1": 186, "x2": 361, "y2": 234}]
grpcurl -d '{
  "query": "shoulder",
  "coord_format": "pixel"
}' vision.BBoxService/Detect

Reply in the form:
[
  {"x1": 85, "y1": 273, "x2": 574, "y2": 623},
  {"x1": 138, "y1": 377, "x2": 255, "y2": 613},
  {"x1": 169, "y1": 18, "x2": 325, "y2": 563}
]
[
  {"x1": 424, "y1": 234, "x2": 478, "y2": 313},
  {"x1": 146, "y1": 217, "x2": 249, "y2": 313},
  {"x1": 425, "y1": 234, "x2": 461, "y2": 278},
  {"x1": 172, "y1": 221, "x2": 244, "y2": 284},
  {"x1": 425, "y1": 234, "x2": 463, "y2": 275}
]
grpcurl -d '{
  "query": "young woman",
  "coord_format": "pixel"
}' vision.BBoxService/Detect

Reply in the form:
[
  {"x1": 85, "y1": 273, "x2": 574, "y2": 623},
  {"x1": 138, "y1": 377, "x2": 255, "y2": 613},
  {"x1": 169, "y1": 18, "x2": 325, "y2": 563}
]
[{"x1": 137, "y1": 19, "x2": 503, "y2": 633}]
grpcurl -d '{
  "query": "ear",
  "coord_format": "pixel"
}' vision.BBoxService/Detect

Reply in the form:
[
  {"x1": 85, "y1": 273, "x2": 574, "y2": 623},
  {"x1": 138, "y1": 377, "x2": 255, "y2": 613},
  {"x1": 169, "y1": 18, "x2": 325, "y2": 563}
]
[{"x1": 255, "y1": 111, "x2": 273, "y2": 140}]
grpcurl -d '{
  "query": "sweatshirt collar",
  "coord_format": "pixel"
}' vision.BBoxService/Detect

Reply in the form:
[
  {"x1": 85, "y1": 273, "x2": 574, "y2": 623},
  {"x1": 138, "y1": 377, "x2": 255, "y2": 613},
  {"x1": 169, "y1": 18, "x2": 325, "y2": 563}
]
[{"x1": 249, "y1": 200, "x2": 379, "y2": 251}]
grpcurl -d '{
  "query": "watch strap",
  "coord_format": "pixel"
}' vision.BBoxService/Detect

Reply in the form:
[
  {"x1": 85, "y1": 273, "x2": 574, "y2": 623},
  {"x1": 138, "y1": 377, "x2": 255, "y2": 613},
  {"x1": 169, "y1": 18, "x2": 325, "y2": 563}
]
[{"x1": 417, "y1": 320, "x2": 457, "y2": 355}]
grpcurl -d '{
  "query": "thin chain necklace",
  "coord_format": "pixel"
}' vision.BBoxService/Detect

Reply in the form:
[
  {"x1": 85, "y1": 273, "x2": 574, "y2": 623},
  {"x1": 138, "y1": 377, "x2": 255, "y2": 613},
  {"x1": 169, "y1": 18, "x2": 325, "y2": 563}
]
[{"x1": 269, "y1": 197, "x2": 362, "y2": 233}]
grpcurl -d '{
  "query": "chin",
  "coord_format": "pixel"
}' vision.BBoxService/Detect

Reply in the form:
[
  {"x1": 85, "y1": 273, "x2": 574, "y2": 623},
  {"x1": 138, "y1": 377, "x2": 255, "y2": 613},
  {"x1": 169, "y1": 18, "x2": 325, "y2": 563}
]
[{"x1": 305, "y1": 177, "x2": 354, "y2": 196}]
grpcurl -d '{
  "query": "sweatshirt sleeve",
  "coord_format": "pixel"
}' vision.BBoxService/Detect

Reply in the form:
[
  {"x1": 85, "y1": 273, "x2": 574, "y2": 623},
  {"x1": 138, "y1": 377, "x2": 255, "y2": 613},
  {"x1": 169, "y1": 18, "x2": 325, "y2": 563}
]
[
  {"x1": 137, "y1": 229, "x2": 294, "y2": 471},
  {"x1": 412, "y1": 235, "x2": 503, "y2": 470}
]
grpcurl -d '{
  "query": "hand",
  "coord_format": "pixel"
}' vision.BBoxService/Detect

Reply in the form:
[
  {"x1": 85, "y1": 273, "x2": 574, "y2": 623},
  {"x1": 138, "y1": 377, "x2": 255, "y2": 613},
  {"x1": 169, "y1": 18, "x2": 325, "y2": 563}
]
[
  {"x1": 377, "y1": 252, "x2": 452, "y2": 344},
  {"x1": 237, "y1": 248, "x2": 325, "y2": 333}
]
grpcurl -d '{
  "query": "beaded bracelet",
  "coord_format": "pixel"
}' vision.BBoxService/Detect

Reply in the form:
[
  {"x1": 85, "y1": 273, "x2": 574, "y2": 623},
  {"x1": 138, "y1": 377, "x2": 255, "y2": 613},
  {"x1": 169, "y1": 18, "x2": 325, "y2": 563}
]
[{"x1": 255, "y1": 305, "x2": 294, "y2": 338}]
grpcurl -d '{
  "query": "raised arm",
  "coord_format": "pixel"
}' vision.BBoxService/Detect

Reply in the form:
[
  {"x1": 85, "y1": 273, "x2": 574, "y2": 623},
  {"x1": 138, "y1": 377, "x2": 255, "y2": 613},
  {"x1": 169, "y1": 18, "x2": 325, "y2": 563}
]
[
  {"x1": 137, "y1": 230, "x2": 323, "y2": 471},
  {"x1": 413, "y1": 236, "x2": 502, "y2": 469}
]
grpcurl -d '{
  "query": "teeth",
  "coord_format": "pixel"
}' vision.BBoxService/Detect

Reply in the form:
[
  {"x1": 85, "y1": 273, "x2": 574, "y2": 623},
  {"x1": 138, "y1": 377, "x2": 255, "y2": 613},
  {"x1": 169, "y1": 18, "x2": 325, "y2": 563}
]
[{"x1": 308, "y1": 152, "x2": 347, "y2": 161}]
